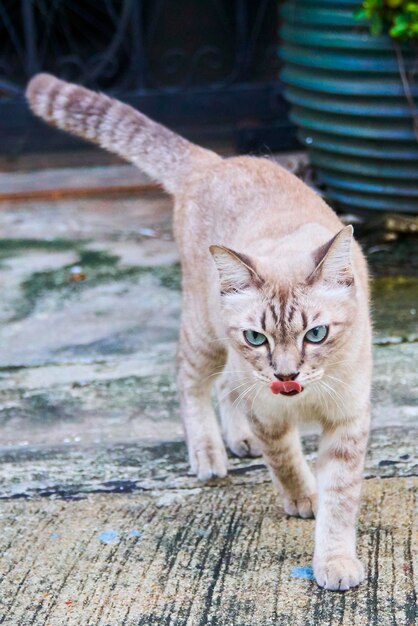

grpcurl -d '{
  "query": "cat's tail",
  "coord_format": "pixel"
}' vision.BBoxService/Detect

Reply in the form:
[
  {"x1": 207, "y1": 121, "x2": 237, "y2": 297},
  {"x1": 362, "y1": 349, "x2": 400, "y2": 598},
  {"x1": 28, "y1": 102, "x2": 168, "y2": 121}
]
[{"x1": 26, "y1": 73, "x2": 219, "y2": 194}]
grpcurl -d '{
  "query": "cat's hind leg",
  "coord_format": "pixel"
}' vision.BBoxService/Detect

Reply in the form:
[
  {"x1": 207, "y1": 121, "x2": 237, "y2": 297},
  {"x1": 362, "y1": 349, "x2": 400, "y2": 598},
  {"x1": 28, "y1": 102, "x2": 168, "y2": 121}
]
[
  {"x1": 216, "y1": 362, "x2": 262, "y2": 458},
  {"x1": 177, "y1": 320, "x2": 228, "y2": 480}
]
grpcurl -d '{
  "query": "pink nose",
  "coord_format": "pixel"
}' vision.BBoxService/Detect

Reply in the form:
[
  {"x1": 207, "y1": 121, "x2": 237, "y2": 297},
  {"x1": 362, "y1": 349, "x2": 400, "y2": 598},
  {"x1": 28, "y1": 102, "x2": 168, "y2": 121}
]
[{"x1": 270, "y1": 380, "x2": 303, "y2": 396}]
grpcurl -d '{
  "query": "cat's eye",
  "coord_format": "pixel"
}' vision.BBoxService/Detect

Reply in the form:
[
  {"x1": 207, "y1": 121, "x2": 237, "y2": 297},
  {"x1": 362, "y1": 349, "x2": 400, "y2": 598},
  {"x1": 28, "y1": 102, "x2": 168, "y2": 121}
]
[
  {"x1": 304, "y1": 325, "x2": 328, "y2": 344},
  {"x1": 244, "y1": 330, "x2": 268, "y2": 347}
]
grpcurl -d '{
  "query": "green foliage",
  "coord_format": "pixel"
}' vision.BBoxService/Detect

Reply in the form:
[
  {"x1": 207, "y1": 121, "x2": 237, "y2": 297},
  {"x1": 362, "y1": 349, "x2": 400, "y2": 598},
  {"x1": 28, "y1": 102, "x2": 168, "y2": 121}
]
[{"x1": 354, "y1": 0, "x2": 418, "y2": 39}]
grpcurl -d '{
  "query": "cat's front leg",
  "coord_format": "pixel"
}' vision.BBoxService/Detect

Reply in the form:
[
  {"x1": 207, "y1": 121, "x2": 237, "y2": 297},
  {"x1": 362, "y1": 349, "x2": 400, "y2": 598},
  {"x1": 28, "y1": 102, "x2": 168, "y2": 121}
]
[
  {"x1": 216, "y1": 351, "x2": 262, "y2": 458},
  {"x1": 177, "y1": 322, "x2": 228, "y2": 481},
  {"x1": 179, "y1": 381, "x2": 228, "y2": 480},
  {"x1": 253, "y1": 418, "x2": 317, "y2": 518},
  {"x1": 313, "y1": 416, "x2": 369, "y2": 591}
]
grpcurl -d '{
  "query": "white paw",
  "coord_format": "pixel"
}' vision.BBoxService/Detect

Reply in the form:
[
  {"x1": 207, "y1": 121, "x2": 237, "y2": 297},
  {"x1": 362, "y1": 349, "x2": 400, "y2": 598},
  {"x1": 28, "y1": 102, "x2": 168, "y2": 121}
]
[
  {"x1": 189, "y1": 438, "x2": 228, "y2": 481},
  {"x1": 314, "y1": 556, "x2": 365, "y2": 591},
  {"x1": 226, "y1": 432, "x2": 262, "y2": 458},
  {"x1": 283, "y1": 493, "x2": 317, "y2": 519}
]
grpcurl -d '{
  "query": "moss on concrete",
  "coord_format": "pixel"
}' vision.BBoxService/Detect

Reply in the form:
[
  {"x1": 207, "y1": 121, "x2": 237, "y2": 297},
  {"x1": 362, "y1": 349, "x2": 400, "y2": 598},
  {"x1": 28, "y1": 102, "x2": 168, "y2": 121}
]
[
  {"x1": 366, "y1": 237, "x2": 418, "y2": 278},
  {"x1": 89, "y1": 374, "x2": 179, "y2": 420},
  {"x1": 0, "y1": 388, "x2": 81, "y2": 425},
  {"x1": 14, "y1": 245, "x2": 181, "y2": 319},
  {"x1": 372, "y1": 276, "x2": 418, "y2": 344},
  {"x1": 0, "y1": 238, "x2": 81, "y2": 261},
  {"x1": 0, "y1": 373, "x2": 178, "y2": 430},
  {"x1": 152, "y1": 263, "x2": 181, "y2": 291}
]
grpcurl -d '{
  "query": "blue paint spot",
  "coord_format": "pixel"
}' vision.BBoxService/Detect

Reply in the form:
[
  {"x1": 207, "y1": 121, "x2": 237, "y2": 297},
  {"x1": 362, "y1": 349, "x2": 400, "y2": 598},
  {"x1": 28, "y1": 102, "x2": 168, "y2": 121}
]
[
  {"x1": 291, "y1": 566, "x2": 315, "y2": 580},
  {"x1": 98, "y1": 530, "x2": 119, "y2": 544},
  {"x1": 50, "y1": 533, "x2": 59, "y2": 539},
  {"x1": 129, "y1": 529, "x2": 142, "y2": 538}
]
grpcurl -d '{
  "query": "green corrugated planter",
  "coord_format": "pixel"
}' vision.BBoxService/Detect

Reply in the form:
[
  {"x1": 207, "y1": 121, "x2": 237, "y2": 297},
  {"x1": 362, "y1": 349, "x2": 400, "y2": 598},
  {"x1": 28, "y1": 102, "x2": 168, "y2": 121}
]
[{"x1": 279, "y1": 0, "x2": 418, "y2": 213}]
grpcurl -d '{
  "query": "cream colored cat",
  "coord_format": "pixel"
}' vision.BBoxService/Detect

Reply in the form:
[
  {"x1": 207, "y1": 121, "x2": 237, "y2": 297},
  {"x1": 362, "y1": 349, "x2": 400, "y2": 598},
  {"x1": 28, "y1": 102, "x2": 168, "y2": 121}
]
[{"x1": 26, "y1": 74, "x2": 372, "y2": 591}]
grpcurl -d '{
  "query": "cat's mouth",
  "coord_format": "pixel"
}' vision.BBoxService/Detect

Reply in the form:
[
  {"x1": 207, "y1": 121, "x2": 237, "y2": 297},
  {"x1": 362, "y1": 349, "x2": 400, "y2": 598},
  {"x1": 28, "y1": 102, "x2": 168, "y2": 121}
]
[{"x1": 270, "y1": 380, "x2": 304, "y2": 396}]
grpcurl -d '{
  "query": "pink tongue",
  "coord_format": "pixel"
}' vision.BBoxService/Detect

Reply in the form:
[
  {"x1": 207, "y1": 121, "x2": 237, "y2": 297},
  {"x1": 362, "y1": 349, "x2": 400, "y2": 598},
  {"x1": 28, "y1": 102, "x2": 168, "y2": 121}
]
[{"x1": 270, "y1": 380, "x2": 303, "y2": 395}]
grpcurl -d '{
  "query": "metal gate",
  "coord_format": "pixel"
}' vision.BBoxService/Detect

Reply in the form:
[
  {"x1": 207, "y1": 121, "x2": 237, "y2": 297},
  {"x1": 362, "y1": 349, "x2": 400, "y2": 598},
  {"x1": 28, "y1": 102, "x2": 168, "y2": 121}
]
[{"x1": 0, "y1": 0, "x2": 296, "y2": 156}]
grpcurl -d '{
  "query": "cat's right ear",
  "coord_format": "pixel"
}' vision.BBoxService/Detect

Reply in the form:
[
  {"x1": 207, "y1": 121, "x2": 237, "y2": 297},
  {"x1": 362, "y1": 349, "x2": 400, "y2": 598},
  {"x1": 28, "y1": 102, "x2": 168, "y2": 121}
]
[
  {"x1": 309, "y1": 225, "x2": 354, "y2": 288},
  {"x1": 209, "y1": 245, "x2": 262, "y2": 294}
]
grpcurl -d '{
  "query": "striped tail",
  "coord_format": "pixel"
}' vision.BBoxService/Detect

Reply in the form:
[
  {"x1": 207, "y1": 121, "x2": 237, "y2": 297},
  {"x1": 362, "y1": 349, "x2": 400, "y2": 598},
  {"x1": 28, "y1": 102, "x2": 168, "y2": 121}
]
[{"x1": 26, "y1": 74, "x2": 218, "y2": 194}]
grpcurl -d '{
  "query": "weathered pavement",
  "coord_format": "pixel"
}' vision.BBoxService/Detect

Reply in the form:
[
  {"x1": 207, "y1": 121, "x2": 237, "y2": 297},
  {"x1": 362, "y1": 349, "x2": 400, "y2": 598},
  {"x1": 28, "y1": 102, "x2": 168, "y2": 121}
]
[{"x1": 0, "y1": 162, "x2": 417, "y2": 625}]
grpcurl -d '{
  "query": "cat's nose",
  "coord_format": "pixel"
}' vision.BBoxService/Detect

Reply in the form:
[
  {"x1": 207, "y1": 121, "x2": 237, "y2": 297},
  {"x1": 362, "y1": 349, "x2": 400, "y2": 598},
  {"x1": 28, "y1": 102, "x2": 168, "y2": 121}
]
[{"x1": 274, "y1": 372, "x2": 299, "y2": 381}]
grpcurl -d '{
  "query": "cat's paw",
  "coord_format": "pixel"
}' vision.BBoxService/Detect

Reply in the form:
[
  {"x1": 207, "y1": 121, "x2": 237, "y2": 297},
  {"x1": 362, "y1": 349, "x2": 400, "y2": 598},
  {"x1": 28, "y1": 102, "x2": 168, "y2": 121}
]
[
  {"x1": 314, "y1": 556, "x2": 365, "y2": 591},
  {"x1": 283, "y1": 493, "x2": 317, "y2": 519},
  {"x1": 189, "y1": 439, "x2": 229, "y2": 481},
  {"x1": 226, "y1": 432, "x2": 262, "y2": 458}
]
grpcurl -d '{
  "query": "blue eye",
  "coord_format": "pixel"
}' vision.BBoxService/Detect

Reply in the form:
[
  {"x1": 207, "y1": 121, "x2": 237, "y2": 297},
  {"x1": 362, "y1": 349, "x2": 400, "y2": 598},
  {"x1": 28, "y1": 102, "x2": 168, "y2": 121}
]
[
  {"x1": 305, "y1": 325, "x2": 328, "y2": 343},
  {"x1": 244, "y1": 330, "x2": 268, "y2": 346}
]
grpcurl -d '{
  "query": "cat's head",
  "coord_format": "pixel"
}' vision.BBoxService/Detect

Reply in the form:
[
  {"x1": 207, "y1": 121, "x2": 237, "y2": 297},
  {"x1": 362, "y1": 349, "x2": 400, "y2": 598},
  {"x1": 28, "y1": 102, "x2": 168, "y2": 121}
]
[{"x1": 210, "y1": 226, "x2": 356, "y2": 396}]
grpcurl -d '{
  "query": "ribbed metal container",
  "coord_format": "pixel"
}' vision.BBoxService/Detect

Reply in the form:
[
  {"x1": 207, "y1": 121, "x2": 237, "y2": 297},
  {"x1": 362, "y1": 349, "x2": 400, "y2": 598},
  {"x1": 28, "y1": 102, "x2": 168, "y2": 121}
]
[{"x1": 279, "y1": 0, "x2": 418, "y2": 213}]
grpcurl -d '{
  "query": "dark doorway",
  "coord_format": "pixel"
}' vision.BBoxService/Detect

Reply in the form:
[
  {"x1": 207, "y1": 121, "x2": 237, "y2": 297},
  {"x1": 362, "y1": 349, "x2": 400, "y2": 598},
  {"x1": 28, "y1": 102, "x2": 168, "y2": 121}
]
[{"x1": 0, "y1": 0, "x2": 296, "y2": 156}]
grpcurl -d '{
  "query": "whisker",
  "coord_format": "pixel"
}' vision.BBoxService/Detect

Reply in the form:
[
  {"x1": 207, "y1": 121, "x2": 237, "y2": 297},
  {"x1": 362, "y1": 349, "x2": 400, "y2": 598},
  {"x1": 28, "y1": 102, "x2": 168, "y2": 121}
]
[
  {"x1": 217, "y1": 378, "x2": 255, "y2": 402},
  {"x1": 230, "y1": 383, "x2": 254, "y2": 411},
  {"x1": 321, "y1": 380, "x2": 346, "y2": 405},
  {"x1": 315, "y1": 382, "x2": 335, "y2": 414},
  {"x1": 324, "y1": 373, "x2": 351, "y2": 389},
  {"x1": 232, "y1": 382, "x2": 258, "y2": 413},
  {"x1": 238, "y1": 383, "x2": 260, "y2": 413},
  {"x1": 250, "y1": 383, "x2": 264, "y2": 420},
  {"x1": 318, "y1": 381, "x2": 345, "y2": 416},
  {"x1": 312, "y1": 382, "x2": 326, "y2": 413}
]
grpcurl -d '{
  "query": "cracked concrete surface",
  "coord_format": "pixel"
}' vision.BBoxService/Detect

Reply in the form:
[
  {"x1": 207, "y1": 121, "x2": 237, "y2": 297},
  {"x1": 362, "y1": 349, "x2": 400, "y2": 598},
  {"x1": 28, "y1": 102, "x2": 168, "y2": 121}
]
[{"x1": 0, "y1": 168, "x2": 417, "y2": 625}]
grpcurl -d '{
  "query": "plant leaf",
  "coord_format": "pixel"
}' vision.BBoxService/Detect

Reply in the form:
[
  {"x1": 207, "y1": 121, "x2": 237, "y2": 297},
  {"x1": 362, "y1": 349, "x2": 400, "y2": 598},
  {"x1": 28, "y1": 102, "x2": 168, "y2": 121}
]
[
  {"x1": 353, "y1": 7, "x2": 368, "y2": 19},
  {"x1": 371, "y1": 11, "x2": 384, "y2": 35}
]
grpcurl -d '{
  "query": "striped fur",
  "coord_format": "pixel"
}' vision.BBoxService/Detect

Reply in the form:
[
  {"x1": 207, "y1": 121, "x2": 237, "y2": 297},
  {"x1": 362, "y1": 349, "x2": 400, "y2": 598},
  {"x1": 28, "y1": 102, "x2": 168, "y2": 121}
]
[{"x1": 26, "y1": 74, "x2": 218, "y2": 194}]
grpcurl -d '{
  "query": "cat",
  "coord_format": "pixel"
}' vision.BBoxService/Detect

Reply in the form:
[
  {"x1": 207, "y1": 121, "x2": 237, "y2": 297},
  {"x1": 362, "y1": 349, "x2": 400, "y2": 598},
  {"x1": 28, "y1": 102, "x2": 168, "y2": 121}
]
[{"x1": 26, "y1": 74, "x2": 372, "y2": 591}]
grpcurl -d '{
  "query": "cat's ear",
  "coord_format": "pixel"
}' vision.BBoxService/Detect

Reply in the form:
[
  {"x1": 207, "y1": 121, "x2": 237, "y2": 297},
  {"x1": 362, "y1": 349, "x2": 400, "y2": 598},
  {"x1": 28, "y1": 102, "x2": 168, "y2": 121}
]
[
  {"x1": 209, "y1": 245, "x2": 262, "y2": 294},
  {"x1": 309, "y1": 225, "x2": 354, "y2": 287}
]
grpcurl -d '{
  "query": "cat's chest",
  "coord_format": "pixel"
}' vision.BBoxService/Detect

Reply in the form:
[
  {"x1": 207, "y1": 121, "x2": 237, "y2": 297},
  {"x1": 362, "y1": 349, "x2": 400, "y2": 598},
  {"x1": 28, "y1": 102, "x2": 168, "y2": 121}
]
[{"x1": 250, "y1": 386, "x2": 323, "y2": 424}]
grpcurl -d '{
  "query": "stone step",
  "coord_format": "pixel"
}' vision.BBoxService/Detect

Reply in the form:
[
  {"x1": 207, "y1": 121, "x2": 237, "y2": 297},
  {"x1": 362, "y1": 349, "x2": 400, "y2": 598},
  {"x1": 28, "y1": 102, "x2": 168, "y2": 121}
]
[{"x1": 0, "y1": 164, "x2": 157, "y2": 201}]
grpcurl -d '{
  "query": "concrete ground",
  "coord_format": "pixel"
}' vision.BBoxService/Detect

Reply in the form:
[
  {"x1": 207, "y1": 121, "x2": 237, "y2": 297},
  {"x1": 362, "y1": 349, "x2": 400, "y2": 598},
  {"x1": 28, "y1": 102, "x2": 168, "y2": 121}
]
[{"x1": 0, "y1": 158, "x2": 416, "y2": 625}]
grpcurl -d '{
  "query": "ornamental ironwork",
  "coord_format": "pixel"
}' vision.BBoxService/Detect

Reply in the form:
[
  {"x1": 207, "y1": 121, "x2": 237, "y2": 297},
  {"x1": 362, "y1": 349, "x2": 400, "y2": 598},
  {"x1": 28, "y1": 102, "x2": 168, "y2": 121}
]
[
  {"x1": 0, "y1": 1, "x2": 294, "y2": 154},
  {"x1": 0, "y1": 0, "x2": 280, "y2": 97}
]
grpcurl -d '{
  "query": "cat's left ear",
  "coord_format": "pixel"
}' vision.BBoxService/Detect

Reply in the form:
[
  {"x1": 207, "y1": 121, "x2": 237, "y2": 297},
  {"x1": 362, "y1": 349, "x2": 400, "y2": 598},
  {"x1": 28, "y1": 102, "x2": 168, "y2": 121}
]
[
  {"x1": 309, "y1": 225, "x2": 354, "y2": 287},
  {"x1": 209, "y1": 245, "x2": 262, "y2": 294}
]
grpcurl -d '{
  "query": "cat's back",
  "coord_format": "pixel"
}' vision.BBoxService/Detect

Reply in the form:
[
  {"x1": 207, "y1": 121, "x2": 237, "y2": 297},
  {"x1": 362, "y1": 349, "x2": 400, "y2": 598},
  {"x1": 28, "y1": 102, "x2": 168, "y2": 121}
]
[
  {"x1": 176, "y1": 154, "x2": 368, "y2": 294},
  {"x1": 181, "y1": 155, "x2": 342, "y2": 239}
]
